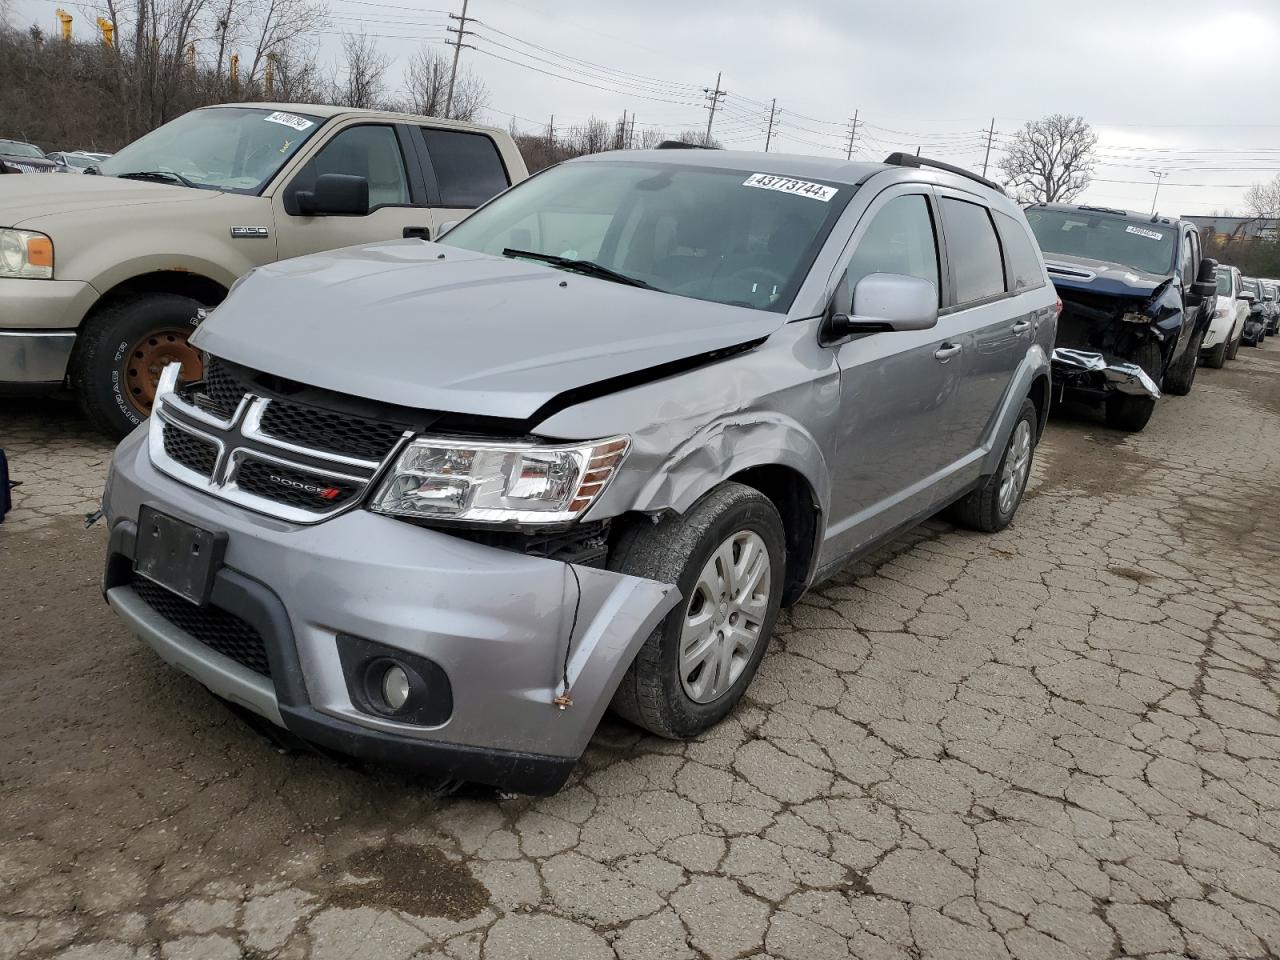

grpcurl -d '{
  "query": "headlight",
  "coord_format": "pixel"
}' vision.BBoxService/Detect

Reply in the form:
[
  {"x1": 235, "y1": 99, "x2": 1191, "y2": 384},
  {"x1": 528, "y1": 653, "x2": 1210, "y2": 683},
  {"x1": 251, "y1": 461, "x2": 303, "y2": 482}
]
[
  {"x1": 371, "y1": 435, "x2": 630, "y2": 525},
  {"x1": 0, "y1": 228, "x2": 54, "y2": 279},
  {"x1": 1120, "y1": 311, "x2": 1151, "y2": 324}
]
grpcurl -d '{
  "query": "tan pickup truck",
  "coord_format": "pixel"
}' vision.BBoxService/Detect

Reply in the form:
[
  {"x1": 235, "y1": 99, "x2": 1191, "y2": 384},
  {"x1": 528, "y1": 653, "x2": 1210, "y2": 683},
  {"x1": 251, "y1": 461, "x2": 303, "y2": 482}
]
[{"x1": 0, "y1": 102, "x2": 528, "y2": 436}]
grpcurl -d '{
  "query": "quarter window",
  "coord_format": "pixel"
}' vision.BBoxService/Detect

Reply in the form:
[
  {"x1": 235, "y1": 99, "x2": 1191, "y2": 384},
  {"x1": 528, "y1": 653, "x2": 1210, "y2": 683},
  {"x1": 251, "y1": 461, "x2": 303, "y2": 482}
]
[
  {"x1": 994, "y1": 211, "x2": 1045, "y2": 292},
  {"x1": 845, "y1": 194, "x2": 940, "y2": 306},
  {"x1": 292, "y1": 124, "x2": 410, "y2": 211},
  {"x1": 942, "y1": 198, "x2": 1006, "y2": 304},
  {"x1": 420, "y1": 128, "x2": 509, "y2": 207}
]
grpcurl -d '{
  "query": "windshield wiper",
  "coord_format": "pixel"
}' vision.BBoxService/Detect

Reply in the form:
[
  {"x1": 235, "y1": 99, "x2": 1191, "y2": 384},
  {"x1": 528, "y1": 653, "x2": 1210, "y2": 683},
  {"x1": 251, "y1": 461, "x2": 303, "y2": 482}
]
[
  {"x1": 502, "y1": 248, "x2": 652, "y2": 289},
  {"x1": 117, "y1": 170, "x2": 198, "y2": 189}
]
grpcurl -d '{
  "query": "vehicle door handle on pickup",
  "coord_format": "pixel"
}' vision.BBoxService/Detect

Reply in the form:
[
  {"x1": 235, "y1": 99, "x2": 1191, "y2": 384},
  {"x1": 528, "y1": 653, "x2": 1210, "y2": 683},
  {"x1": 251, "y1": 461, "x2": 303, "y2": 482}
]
[
  {"x1": 933, "y1": 343, "x2": 962, "y2": 363},
  {"x1": 403, "y1": 226, "x2": 430, "y2": 240},
  {"x1": 1012, "y1": 320, "x2": 1032, "y2": 334}
]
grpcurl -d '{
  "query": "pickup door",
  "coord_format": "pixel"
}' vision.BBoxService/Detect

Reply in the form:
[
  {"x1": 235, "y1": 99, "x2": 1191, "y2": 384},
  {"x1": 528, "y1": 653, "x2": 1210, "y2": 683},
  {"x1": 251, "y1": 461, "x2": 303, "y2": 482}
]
[{"x1": 272, "y1": 120, "x2": 514, "y2": 261}]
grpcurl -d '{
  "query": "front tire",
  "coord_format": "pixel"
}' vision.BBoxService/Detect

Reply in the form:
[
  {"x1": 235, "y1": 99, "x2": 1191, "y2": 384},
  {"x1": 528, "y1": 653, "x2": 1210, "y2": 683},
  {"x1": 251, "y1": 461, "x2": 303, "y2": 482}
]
[
  {"x1": 73, "y1": 293, "x2": 205, "y2": 439},
  {"x1": 949, "y1": 398, "x2": 1037, "y2": 533},
  {"x1": 1205, "y1": 336, "x2": 1229, "y2": 369},
  {"x1": 1163, "y1": 329, "x2": 1203, "y2": 396},
  {"x1": 609, "y1": 483, "x2": 786, "y2": 739}
]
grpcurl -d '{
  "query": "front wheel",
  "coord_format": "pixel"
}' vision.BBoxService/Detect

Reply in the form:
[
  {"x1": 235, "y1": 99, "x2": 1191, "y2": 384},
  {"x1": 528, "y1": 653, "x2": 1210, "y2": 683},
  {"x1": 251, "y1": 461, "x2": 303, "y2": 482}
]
[
  {"x1": 1163, "y1": 329, "x2": 1203, "y2": 396},
  {"x1": 73, "y1": 293, "x2": 206, "y2": 439},
  {"x1": 609, "y1": 483, "x2": 786, "y2": 739},
  {"x1": 1105, "y1": 394, "x2": 1156, "y2": 432},
  {"x1": 1205, "y1": 336, "x2": 1229, "y2": 369}
]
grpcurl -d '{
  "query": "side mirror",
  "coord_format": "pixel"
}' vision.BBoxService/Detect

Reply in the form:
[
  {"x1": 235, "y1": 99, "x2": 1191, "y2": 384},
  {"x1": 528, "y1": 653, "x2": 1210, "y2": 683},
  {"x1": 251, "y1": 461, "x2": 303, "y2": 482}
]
[
  {"x1": 826, "y1": 273, "x2": 939, "y2": 340},
  {"x1": 296, "y1": 173, "x2": 369, "y2": 216},
  {"x1": 1239, "y1": 292, "x2": 1255, "y2": 302},
  {"x1": 1191, "y1": 258, "x2": 1218, "y2": 299},
  {"x1": 437, "y1": 219, "x2": 461, "y2": 238}
]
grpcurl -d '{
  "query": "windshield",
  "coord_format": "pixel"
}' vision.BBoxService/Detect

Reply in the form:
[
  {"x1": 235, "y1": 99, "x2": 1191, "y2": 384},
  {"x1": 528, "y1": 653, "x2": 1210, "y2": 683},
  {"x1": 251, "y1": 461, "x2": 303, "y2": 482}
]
[
  {"x1": 1243, "y1": 278, "x2": 1260, "y2": 298},
  {"x1": 62, "y1": 154, "x2": 99, "y2": 168},
  {"x1": 441, "y1": 160, "x2": 852, "y2": 312},
  {"x1": 98, "y1": 107, "x2": 325, "y2": 193},
  {"x1": 1026, "y1": 208, "x2": 1176, "y2": 276},
  {"x1": 1, "y1": 140, "x2": 44, "y2": 159},
  {"x1": 1216, "y1": 267, "x2": 1233, "y2": 296}
]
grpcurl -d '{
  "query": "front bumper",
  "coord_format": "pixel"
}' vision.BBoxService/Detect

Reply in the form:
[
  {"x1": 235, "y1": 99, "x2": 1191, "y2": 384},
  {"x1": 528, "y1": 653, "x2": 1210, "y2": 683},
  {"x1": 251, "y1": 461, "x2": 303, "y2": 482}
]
[
  {"x1": 0, "y1": 277, "x2": 98, "y2": 386},
  {"x1": 1050, "y1": 348, "x2": 1162, "y2": 402},
  {"x1": 103, "y1": 427, "x2": 679, "y2": 793}
]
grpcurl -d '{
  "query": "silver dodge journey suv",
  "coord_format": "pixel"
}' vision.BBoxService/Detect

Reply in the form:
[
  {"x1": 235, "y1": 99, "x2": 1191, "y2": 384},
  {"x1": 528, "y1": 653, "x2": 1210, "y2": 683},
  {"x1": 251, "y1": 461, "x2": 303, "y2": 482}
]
[{"x1": 102, "y1": 148, "x2": 1057, "y2": 794}]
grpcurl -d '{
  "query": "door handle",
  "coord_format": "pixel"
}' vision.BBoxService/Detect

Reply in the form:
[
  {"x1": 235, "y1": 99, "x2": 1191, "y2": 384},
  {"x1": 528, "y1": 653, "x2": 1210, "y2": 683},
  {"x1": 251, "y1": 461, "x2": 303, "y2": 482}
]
[
  {"x1": 403, "y1": 226, "x2": 430, "y2": 240},
  {"x1": 1012, "y1": 320, "x2": 1032, "y2": 334},
  {"x1": 933, "y1": 343, "x2": 962, "y2": 363}
]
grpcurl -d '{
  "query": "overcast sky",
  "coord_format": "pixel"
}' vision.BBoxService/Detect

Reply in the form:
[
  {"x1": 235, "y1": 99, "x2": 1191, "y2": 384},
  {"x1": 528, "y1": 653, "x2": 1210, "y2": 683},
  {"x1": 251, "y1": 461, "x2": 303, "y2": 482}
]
[{"x1": 13, "y1": 0, "x2": 1280, "y2": 216}]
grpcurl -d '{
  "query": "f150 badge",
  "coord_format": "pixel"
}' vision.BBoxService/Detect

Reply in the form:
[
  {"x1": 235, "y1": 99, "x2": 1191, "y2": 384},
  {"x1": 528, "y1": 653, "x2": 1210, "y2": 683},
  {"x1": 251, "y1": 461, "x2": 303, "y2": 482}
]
[{"x1": 230, "y1": 226, "x2": 270, "y2": 239}]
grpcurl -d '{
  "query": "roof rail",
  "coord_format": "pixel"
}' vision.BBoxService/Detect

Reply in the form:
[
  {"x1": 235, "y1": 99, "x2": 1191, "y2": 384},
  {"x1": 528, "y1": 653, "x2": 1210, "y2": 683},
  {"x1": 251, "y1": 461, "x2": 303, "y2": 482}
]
[
  {"x1": 883, "y1": 152, "x2": 1005, "y2": 194},
  {"x1": 657, "y1": 140, "x2": 716, "y2": 150}
]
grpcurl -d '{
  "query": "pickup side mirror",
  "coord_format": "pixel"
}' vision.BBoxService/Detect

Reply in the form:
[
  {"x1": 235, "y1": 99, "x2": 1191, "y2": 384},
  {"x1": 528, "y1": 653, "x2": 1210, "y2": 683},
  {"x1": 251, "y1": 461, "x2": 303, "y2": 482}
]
[
  {"x1": 437, "y1": 219, "x2": 461, "y2": 238},
  {"x1": 296, "y1": 173, "x2": 369, "y2": 217},
  {"x1": 1191, "y1": 257, "x2": 1218, "y2": 299},
  {"x1": 826, "y1": 273, "x2": 939, "y2": 341}
]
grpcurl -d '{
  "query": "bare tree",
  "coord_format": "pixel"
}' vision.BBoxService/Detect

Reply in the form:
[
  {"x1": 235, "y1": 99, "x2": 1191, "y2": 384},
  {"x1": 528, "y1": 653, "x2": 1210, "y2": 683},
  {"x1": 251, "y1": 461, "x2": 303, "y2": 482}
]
[
  {"x1": 564, "y1": 116, "x2": 611, "y2": 155},
  {"x1": 403, "y1": 44, "x2": 486, "y2": 120},
  {"x1": 0, "y1": 0, "x2": 14, "y2": 29},
  {"x1": 635, "y1": 127, "x2": 666, "y2": 150},
  {"x1": 1244, "y1": 174, "x2": 1280, "y2": 220},
  {"x1": 999, "y1": 114, "x2": 1098, "y2": 203},
  {"x1": 335, "y1": 31, "x2": 387, "y2": 108}
]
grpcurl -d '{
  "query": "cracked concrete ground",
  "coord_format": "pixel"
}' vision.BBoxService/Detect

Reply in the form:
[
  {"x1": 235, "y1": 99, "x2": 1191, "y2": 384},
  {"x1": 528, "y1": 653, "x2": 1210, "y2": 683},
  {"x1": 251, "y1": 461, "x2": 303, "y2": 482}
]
[{"x1": 2, "y1": 342, "x2": 1280, "y2": 960}]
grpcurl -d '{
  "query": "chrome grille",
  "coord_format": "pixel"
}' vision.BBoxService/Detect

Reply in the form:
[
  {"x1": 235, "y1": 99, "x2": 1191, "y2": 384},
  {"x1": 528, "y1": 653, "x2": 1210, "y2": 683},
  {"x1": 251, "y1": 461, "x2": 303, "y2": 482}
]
[{"x1": 149, "y1": 362, "x2": 409, "y2": 524}]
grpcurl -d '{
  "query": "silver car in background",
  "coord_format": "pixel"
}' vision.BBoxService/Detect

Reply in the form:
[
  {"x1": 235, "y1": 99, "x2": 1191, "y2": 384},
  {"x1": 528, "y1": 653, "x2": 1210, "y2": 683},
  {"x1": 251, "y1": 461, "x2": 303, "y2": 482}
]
[{"x1": 101, "y1": 148, "x2": 1057, "y2": 793}]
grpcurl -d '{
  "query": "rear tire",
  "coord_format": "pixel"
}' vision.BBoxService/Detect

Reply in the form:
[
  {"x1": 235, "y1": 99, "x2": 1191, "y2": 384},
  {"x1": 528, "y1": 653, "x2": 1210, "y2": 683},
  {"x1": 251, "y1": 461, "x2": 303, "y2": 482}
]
[
  {"x1": 1163, "y1": 329, "x2": 1203, "y2": 396},
  {"x1": 73, "y1": 293, "x2": 206, "y2": 439},
  {"x1": 949, "y1": 398, "x2": 1037, "y2": 533},
  {"x1": 609, "y1": 483, "x2": 785, "y2": 739}
]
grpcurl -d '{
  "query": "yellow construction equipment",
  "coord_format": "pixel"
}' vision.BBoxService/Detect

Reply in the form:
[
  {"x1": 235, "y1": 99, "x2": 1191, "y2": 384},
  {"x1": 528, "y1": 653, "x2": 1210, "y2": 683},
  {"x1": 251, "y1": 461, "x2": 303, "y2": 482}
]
[
  {"x1": 265, "y1": 52, "x2": 277, "y2": 97},
  {"x1": 229, "y1": 53, "x2": 239, "y2": 85},
  {"x1": 55, "y1": 8, "x2": 72, "y2": 41},
  {"x1": 96, "y1": 17, "x2": 114, "y2": 46}
]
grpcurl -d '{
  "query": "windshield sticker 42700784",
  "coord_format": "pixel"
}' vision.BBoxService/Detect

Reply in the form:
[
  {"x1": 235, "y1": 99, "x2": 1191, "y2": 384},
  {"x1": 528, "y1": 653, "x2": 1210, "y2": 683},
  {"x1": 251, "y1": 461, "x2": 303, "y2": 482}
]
[{"x1": 743, "y1": 174, "x2": 839, "y2": 202}]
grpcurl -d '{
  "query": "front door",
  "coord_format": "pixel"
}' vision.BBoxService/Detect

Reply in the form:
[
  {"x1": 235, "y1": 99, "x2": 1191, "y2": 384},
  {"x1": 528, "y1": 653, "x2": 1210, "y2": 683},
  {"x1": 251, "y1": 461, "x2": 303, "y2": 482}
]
[
  {"x1": 271, "y1": 122, "x2": 431, "y2": 261},
  {"x1": 824, "y1": 187, "x2": 970, "y2": 561}
]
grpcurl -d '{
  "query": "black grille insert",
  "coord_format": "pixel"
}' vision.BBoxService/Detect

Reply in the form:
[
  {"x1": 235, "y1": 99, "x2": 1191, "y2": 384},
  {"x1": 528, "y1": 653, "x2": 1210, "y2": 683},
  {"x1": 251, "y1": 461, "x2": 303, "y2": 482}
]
[
  {"x1": 162, "y1": 424, "x2": 218, "y2": 477},
  {"x1": 188, "y1": 357, "x2": 250, "y2": 418},
  {"x1": 259, "y1": 401, "x2": 406, "y2": 462},
  {"x1": 131, "y1": 575, "x2": 271, "y2": 677},
  {"x1": 235, "y1": 459, "x2": 360, "y2": 511}
]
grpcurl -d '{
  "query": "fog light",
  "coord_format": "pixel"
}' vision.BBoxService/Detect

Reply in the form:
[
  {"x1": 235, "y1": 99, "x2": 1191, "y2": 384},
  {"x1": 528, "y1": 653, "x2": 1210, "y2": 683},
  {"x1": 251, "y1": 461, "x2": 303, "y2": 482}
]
[{"x1": 381, "y1": 664, "x2": 411, "y2": 711}]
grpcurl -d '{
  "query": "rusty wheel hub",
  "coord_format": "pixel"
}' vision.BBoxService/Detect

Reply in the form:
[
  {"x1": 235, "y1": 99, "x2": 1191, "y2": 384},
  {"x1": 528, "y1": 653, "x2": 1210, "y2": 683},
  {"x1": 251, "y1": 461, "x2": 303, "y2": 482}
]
[{"x1": 124, "y1": 329, "x2": 203, "y2": 415}]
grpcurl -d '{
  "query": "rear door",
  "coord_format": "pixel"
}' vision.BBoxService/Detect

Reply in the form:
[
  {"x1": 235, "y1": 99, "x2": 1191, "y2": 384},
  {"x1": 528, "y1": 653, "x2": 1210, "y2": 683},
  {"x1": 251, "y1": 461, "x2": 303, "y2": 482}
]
[
  {"x1": 410, "y1": 126, "x2": 514, "y2": 232},
  {"x1": 934, "y1": 191, "x2": 1029, "y2": 461},
  {"x1": 272, "y1": 121, "x2": 431, "y2": 260}
]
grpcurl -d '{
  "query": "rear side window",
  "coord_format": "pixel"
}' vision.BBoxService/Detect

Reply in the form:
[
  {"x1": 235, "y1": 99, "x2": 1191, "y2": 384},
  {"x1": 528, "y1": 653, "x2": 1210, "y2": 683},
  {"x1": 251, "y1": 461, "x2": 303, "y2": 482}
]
[
  {"x1": 942, "y1": 198, "x2": 1006, "y2": 304},
  {"x1": 994, "y1": 211, "x2": 1045, "y2": 292},
  {"x1": 420, "y1": 128, "x2": 509, "y2": 207}
]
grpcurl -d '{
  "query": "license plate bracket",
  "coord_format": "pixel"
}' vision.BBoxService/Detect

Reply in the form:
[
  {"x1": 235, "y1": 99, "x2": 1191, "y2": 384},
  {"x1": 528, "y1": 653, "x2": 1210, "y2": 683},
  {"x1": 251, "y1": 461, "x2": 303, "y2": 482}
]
[{"x1": 134, "y1": 505, "x2": 226, "y2": 606}]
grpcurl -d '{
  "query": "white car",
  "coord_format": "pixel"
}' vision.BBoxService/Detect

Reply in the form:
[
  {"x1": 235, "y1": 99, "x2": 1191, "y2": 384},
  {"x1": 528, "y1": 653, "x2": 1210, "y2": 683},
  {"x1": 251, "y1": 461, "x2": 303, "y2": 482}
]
[{"x1": 1202, "y1": 264, "x2": 1248, "y2": 367}]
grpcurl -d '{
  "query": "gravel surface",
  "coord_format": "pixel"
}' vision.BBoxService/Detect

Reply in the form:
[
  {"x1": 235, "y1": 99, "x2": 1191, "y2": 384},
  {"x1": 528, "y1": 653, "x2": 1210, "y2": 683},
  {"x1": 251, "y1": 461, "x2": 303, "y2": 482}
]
[{"x1": 2, "y1": 343, "x2": 1279, "y2": 960}]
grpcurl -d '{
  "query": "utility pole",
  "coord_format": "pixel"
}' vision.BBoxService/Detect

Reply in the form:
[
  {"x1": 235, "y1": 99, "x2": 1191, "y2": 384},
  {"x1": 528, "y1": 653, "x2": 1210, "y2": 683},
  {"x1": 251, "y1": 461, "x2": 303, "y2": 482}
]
[
  {"x1": 444, "y1": 0, "x2": 473, "y2": 120},
  {"x1": 547, "y1": 115, "x2": 554, "y2": 147},
  {"x1": 618, "y1": 110, "x2": 627, "y2": 149},
  {"x1": 1149, "y1": 170, "x2": 1167, "y2": 214},
  {"x1": 843, "y1": 110, "x2": 859, "y2": 160},
  {"x1": 981, "y1": 117, "x2": 995, "y2": 178},
  {"x1": 628, "y1": 114, "x2": 636, "y2": 149},
  {"x1": 703, "y1": 71, "x2": 725, "y2": 144},
  {"x1": 764, "y1": 98, "x2": 778, "y2": 152}
]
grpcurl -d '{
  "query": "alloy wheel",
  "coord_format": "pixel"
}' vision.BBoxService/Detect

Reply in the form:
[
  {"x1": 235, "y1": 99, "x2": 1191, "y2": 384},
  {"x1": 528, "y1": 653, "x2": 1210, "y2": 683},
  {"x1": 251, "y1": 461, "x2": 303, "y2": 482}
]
[
  {"x1": 998, "y1": 419, "x2": 1033, "y2": 516},
  {"x1": 679, "y1": 530, "x2": 772, "y2": 704}
]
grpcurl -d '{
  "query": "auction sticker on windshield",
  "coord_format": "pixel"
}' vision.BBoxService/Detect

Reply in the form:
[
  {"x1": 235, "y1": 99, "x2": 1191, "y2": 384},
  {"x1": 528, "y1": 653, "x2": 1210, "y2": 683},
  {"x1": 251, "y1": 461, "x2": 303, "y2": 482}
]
[
  {"x1": 264, "y1": 111, "x2": 315, "y2": 131},
  {"x1": 1125, "y1": 225, "x2": 1163, "y2": 241},
  {"x1": 743, "y1": 173, "x2": 838, "y2": 202}
]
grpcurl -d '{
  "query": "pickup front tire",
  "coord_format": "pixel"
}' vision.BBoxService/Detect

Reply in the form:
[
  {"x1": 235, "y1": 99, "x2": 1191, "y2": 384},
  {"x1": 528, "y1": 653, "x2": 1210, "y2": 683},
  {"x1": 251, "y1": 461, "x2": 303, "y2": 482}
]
[
  {"x1": 608, "y1": 483, "x2": 785, "y2": 739},
  {"x1": 73, "y1": 294, "x2": 205, "y2": 439},
  {"x1": 1163, "y1": 329, "x2": 1203, "y2": 396}
]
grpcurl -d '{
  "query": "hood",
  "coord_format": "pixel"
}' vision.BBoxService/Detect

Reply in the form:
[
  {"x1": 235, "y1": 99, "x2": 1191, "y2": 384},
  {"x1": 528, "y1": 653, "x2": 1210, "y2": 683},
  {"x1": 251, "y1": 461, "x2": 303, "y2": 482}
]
[
  {"x1": 0, "y1": 173, "x2": 208, "y2": 227},
  {"x1": 193, "y1": 240, "x2": 785, "y2": 421},
  {"x1": 1043, "y1": 253, "x2": 1169, "y2": 299}
]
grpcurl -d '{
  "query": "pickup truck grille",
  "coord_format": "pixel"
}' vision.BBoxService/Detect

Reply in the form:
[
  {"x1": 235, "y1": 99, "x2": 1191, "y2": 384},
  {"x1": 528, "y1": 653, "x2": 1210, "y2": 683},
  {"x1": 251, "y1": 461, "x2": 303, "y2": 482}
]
[{"x1": 151, "y1": 359, "x2": 410, "y2": 524}]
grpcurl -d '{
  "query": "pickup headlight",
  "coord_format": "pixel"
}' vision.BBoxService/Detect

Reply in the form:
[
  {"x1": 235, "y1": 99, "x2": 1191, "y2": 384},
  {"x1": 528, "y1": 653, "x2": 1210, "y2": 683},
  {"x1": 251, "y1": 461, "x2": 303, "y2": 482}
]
[
  {"x1": 0, "y1": 228, "x2": 54, "y2": 279},
  {"x1": 371, "y1": 435, "x2": 630, "y2": 525}
]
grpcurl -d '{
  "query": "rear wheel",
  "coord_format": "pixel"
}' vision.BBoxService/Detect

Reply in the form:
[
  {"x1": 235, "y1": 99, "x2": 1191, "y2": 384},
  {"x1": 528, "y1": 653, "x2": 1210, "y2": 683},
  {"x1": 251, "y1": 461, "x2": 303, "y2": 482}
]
[
  {"x1": 949, "y1": 398, "x2": 1037, "y2": 533},
  {"x1": 609, "y1": 483, "x2": 786, "y2": 739},
  {"x1": 73, "y1": 293, "x2": 205, "y2": 439},
  {"x1": 1163, "y1": 329, "x2": 1203, "y2": 396}
]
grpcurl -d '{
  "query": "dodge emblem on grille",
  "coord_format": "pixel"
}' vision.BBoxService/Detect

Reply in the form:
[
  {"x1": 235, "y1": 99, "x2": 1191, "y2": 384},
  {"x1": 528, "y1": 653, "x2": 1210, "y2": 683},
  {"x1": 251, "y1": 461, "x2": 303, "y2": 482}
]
[{"x1": 269, "y1": 474, "x2": 342, "y2": 499}]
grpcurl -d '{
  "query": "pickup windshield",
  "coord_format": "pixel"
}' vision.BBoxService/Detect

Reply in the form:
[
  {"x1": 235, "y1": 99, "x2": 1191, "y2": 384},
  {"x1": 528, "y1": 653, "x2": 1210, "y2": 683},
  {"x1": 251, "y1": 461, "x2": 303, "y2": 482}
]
[
  {"x1": 441, "y1": 160, "x2": 851, "y2": 312},
  {"x1": 97, "y1": 107, "x2": 324, "y2": 193},
  {"x1": 1027, "y1": 209, "x2": 1176, "y2": 277}
]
